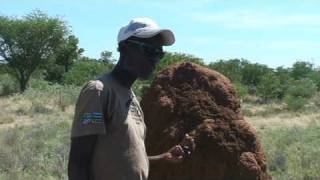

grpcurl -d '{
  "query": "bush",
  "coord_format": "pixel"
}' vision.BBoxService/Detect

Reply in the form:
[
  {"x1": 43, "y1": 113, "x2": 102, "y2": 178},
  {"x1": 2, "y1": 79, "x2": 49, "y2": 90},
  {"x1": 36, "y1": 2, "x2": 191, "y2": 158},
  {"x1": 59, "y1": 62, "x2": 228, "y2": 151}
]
[
  {"x1": 208, "y1": 59, "x2": 243, "y2": 82},
  {"x1": 290, "y1": 61, "x2": 313, "y2": 80},
  {"x1": 0, "y1": 74, "x2": 19, "y2": 96},
  {"x1": 286, "y1": 78, "x2": 317, "y2": 99},
  {"x1": 257, "y1": 72, "x2": 282, "y2": 100},
  {"x1": 63, "y1": 59, "x2": 113, "y2": 86},
  {"x1": 284, "y1": 95, "x2": 308, "y2": 111},
  {"x1": 274, "y1": 67, "x2": 292, "y2": 99},
  {"x1": 284, "y1": 78, "x2": 317, "y2": 111},
  {"x1": 233, "y1": 82, "x2": 248, "y2": 100},
  {"x1": 43, "y1": 63, "x2": 65, "y2": 84},
  {"x1": 307, "y1": 70, "x2": 320, "y2": 91},
  {"x1": 241, "y1": 62, "x2": 271, "y2": 87}
]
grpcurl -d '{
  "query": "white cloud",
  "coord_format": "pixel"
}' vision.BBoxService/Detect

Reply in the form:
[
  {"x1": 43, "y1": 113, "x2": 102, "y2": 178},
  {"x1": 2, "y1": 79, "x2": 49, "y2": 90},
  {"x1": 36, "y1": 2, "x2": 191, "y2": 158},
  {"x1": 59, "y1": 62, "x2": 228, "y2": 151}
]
[{"x1": 191, "y1": 11, "x2": 320, "y2": 29}]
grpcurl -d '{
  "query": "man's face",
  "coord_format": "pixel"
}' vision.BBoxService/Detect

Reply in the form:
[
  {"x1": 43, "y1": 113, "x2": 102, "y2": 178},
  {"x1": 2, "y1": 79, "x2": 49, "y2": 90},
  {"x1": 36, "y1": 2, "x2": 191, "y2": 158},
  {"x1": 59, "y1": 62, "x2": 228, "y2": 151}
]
[{"x1": 123, "y1": 35, "x2": 164, "y2": 79}]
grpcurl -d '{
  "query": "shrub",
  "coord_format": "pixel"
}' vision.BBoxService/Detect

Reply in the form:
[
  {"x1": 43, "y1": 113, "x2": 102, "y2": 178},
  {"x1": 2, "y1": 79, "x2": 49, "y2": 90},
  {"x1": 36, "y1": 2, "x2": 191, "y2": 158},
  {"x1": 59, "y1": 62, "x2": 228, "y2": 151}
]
[
  {"x1": 63, "y1": 59, "x2": 113, "y2": 86},
  {"x1": 257, "y1": 72, "x2": 282, "y2": 100},
  {"x1": 208, "y1": 59, "x2": 243, "y2": 82},
  {"x1": 43, "y1": 63, "x2": 65, "y2": 84},
  {"x1": 0, "y1": 74, "x2": 19, "y2": 96},
  {"x1": 233, "y1": 82, "x2": 248, "y2": 100},
  {"x1": 307, "y1": 70, "x2": 320, "y2": 90},
  {"x1": 286, "y1": 78, "x2": 317, "y2": 99},
  {"x1": 290, "y1": 61, "x2": 313, "y2": 80},
  {"x1": 241, "y1": 62, "x2": 271, "y2": 87},
  {"x1": 284, "y1": 78, "x2": 317, "y2": 111},
  {"x1": 284, "y1": 95, "x2": 308, "y2": 111}
]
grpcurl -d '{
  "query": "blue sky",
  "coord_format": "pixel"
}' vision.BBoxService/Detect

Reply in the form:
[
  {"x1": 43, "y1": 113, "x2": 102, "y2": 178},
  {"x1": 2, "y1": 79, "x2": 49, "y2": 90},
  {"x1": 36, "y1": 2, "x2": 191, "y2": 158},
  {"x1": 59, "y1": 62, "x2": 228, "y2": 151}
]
[{"x1": 1, "y1": 0, "x2": 320, "y2": 68}]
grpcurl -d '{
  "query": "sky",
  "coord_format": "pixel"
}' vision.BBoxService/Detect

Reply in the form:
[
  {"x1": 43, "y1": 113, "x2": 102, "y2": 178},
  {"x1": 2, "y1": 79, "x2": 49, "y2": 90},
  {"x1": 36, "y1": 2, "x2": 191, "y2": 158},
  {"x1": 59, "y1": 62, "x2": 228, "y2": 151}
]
[{"x1": 1, "y1": 0, "x2": 320, "y2": 68}]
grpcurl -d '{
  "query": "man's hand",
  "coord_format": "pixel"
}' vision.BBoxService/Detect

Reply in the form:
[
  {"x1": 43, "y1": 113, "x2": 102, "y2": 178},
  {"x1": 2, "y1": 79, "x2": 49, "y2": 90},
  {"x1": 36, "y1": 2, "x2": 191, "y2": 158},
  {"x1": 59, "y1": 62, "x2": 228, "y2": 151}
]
[
  {"x1": 163, "y1": 134, "x2": 196, "y2": 163},
  {"x1": 148, "y1": 134, "x2": 196, "y2": 163},
  {"x1": 163, "y1": 145, "x2": 185, "y2": 163}
]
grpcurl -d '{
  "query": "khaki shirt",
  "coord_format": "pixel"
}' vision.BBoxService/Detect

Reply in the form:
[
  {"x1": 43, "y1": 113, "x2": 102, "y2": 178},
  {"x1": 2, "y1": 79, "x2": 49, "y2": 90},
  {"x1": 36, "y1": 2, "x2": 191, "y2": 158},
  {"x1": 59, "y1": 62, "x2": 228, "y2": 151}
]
[{"x1": 71, "y1": 73, "x2": 149, "y2": 180}]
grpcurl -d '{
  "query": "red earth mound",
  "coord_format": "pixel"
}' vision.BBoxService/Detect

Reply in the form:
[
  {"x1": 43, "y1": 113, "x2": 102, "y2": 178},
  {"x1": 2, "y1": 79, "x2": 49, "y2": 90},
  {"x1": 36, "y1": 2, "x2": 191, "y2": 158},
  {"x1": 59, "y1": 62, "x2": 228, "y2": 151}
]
[{"x1": 141, "y1": 62, "x2": 271, "y2": 180}]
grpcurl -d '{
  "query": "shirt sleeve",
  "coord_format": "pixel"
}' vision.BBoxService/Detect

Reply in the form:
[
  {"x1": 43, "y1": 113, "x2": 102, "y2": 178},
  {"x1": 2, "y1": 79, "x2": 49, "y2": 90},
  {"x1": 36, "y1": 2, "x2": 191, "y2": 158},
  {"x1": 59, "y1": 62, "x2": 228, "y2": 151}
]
[{"x1": 71, "y1": 80, "x2": 106, "y2": 138}]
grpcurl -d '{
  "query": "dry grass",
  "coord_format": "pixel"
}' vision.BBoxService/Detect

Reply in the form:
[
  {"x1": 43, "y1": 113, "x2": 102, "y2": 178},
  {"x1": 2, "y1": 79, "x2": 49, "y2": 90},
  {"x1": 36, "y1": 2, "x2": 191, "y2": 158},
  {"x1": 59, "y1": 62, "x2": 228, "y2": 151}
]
[
  {"x1": 0, "y1": 90, "x2": 75, "y2": 130},
  {"x1": 0, "y1": 88, "x2": 320, "y2": 180},
  {"x1": 246, "y1": 112, "x2": 320, "y2": 130},
  {"x1": 242, "y1": 99, "x2": 320, "y2": 130}
]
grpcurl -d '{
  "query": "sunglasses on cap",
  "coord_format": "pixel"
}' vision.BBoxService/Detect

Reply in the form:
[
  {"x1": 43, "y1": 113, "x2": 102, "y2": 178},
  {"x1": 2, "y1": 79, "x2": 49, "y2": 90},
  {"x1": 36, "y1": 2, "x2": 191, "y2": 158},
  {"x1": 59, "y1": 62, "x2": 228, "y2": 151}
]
[{"x1": 126, "y1": 39, "x2": 165, "y2": 59}]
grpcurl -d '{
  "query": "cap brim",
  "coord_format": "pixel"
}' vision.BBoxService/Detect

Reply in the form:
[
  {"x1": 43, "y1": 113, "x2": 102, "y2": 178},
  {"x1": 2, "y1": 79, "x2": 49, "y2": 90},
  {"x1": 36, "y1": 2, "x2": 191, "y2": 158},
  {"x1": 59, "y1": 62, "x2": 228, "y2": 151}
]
[{"x1": 135, "y1": 29, "x2": 175, "y2": 46}]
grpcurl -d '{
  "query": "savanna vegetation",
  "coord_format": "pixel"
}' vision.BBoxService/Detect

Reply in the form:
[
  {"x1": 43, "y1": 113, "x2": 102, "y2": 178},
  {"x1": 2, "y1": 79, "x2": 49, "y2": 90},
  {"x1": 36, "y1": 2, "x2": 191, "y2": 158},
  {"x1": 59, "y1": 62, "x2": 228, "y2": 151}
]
[{"x1": 0, "y1": 11, "x2": 320, "y2": 180}]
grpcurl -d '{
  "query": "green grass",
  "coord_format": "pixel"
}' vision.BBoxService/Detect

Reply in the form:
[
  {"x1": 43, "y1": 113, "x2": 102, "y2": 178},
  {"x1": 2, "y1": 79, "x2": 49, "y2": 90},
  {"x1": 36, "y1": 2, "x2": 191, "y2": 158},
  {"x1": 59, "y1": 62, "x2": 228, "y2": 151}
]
[
  {"x1": 0, "y1": 120, "x2": 71, "y2": 180},
  {"x1": 260, "y1": 122, "x2": 320, "y2": 180}
]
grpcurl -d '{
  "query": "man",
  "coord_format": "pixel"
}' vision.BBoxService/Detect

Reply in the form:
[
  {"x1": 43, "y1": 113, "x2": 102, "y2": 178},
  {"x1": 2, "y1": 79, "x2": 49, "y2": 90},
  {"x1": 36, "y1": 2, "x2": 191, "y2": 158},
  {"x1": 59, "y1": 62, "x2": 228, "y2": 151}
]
[{"x1": 68, "y1": 17, "x2": 195, "y2": 180}]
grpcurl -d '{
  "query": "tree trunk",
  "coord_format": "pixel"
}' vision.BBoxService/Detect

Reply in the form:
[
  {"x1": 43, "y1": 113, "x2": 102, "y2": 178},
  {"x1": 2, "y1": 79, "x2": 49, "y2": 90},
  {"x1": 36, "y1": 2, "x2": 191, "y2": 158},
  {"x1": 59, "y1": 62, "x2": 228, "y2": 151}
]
[
  {"x1": 18, "y1": 72, "x2": 31, "y2": 93},
  {"x1": 19, "y1": 77, "x2": 27, "y2": 92}
]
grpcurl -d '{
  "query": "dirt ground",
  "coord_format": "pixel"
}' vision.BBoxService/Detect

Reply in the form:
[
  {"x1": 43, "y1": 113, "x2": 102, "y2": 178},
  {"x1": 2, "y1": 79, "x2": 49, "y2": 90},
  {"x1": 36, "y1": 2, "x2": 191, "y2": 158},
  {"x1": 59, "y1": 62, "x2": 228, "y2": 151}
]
[{"x1": 141, "y1": 62, "x2": 271, "y2": 180}]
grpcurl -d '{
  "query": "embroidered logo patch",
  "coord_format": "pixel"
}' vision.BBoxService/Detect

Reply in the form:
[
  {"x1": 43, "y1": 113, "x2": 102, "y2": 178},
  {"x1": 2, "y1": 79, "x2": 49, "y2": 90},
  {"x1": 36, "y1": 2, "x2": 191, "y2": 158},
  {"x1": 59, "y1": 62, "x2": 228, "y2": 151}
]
[{"x1": 82, "y1": 112, "x2": 103, "y2": 124}]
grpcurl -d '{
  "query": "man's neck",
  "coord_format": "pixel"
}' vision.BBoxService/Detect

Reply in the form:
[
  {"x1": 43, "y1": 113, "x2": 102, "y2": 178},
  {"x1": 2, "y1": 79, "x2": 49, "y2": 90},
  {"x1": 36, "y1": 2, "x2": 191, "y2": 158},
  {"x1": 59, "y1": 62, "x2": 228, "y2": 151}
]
[{"x1": 111, "y1": 63, "x2": 137, "y2": 89}]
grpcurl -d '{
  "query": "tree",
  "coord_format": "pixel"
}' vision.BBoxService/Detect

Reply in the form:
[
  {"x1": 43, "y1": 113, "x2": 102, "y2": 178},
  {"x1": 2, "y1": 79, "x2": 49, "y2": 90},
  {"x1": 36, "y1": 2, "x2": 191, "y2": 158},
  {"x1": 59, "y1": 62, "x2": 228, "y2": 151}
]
[
  {"x1": 56, "y1": 35, "x2": 83, "y2": 72},
  {"x1": 257, "y1": 72, "x2": 282, "y2": 100},
  {"x1": 100, "y1": 50, "x2": 116, "y2": 64},
  {"x1": 241, "y1": 62, "x2": 271, "y2": 90},
  {"x1": 275, "y1": 66, "x2": 292, "y2": 99},
  {"x1": 290, "y1": 61, "x2": 313, "y2": 80},
  {"x1": 307, "y1": 69, "x2": 320, "y2": 90},
  {"x1": 63, "y1": 57, "x2": 113, "y2": 86},
  {"x1": 208, "y1": 59, "x2": 246, "y2": 82},
  {"x1": 0, "y1": 11, "x2": 68, "y2": 92},
  {"x1": 155, "y1": 52, "x2": 203, "y2": 73},
  {"x1": 284, "y1": 78, "x2": 317, "y2": 111}
]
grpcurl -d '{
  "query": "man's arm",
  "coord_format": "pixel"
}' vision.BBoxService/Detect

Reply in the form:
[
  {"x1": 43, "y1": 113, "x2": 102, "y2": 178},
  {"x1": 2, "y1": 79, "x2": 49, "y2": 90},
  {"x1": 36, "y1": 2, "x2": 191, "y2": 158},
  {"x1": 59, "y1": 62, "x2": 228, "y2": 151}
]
[
  {"x1": 68, "y1": 135, "x2": 97, "y2": 180},
  {"x1": 148, "y1": 134, "x2": 195, "y2": 163},
  {"x1": 148, "y1": 145, "x2": 184, "y2": 163}
]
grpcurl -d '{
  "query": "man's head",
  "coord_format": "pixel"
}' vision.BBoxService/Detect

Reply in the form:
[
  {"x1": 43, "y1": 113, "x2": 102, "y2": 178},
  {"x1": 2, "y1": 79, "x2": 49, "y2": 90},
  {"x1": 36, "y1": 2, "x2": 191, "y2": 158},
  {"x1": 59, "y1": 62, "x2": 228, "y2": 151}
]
[{"x1": 117, "y1": 18, "x2": 175, "y2": 79}]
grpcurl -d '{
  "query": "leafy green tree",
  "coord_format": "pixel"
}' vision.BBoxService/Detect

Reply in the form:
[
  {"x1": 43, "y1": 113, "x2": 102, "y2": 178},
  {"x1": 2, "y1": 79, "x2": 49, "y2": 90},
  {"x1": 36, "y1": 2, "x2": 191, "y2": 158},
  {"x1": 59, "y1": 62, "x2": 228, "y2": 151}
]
[
  {"x1": 307, "y1": 69, "x2": 320, "y2": 90},
  {"x1": 100, "y1": 50, "x2": 116, "y2": 64},
  {"x1": 257, "y1": 72, "x2": 282, "y2": 100},
  {"x1": 275, "y1": 66, "x2": 292, "y2": 99},
  {"x1": 290, "y1": 61, "x2": 313, "y2": 80},
  {"x1": 43, "y1": 60, "x2": 65, "y2": 83},
  {"x1": 208, "y1": 59, "x2": 245, "y2": 82},
  {"x1": 155, "y1": 52, "x2": 204, "y2": 72},
  {"x1": 284, "y1": 78, "x2": 317, "y2": 111},
  {"x1": 43, "y1": 36, "x2": 83, "y2": 83},
  {"x1": 241, "y1": 63, "x2": 271, "y2": 95},
  {"x1": 233, "y1": 82, "x2": 248, "y2": 100},
  {"x1": 55, "y1": 35, "x2": 83, "y2": 72},
  {"x1": 63, "y1": 57, "x2": 113, "y2": 86},
  {"x1": 0, "y1": 11, "x2": 68, "y2": 92}
]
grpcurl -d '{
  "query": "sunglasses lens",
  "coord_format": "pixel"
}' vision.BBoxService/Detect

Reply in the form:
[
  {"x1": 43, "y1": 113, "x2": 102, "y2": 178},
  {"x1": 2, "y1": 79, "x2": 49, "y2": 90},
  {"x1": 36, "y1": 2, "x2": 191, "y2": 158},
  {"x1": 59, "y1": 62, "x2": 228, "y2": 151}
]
[
  {"x1": 144, "y1": 47, "x2": 163, "y2": 58},
  {"x1": 128, "y1": 40, "x2": 164, "y2": 59}
]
